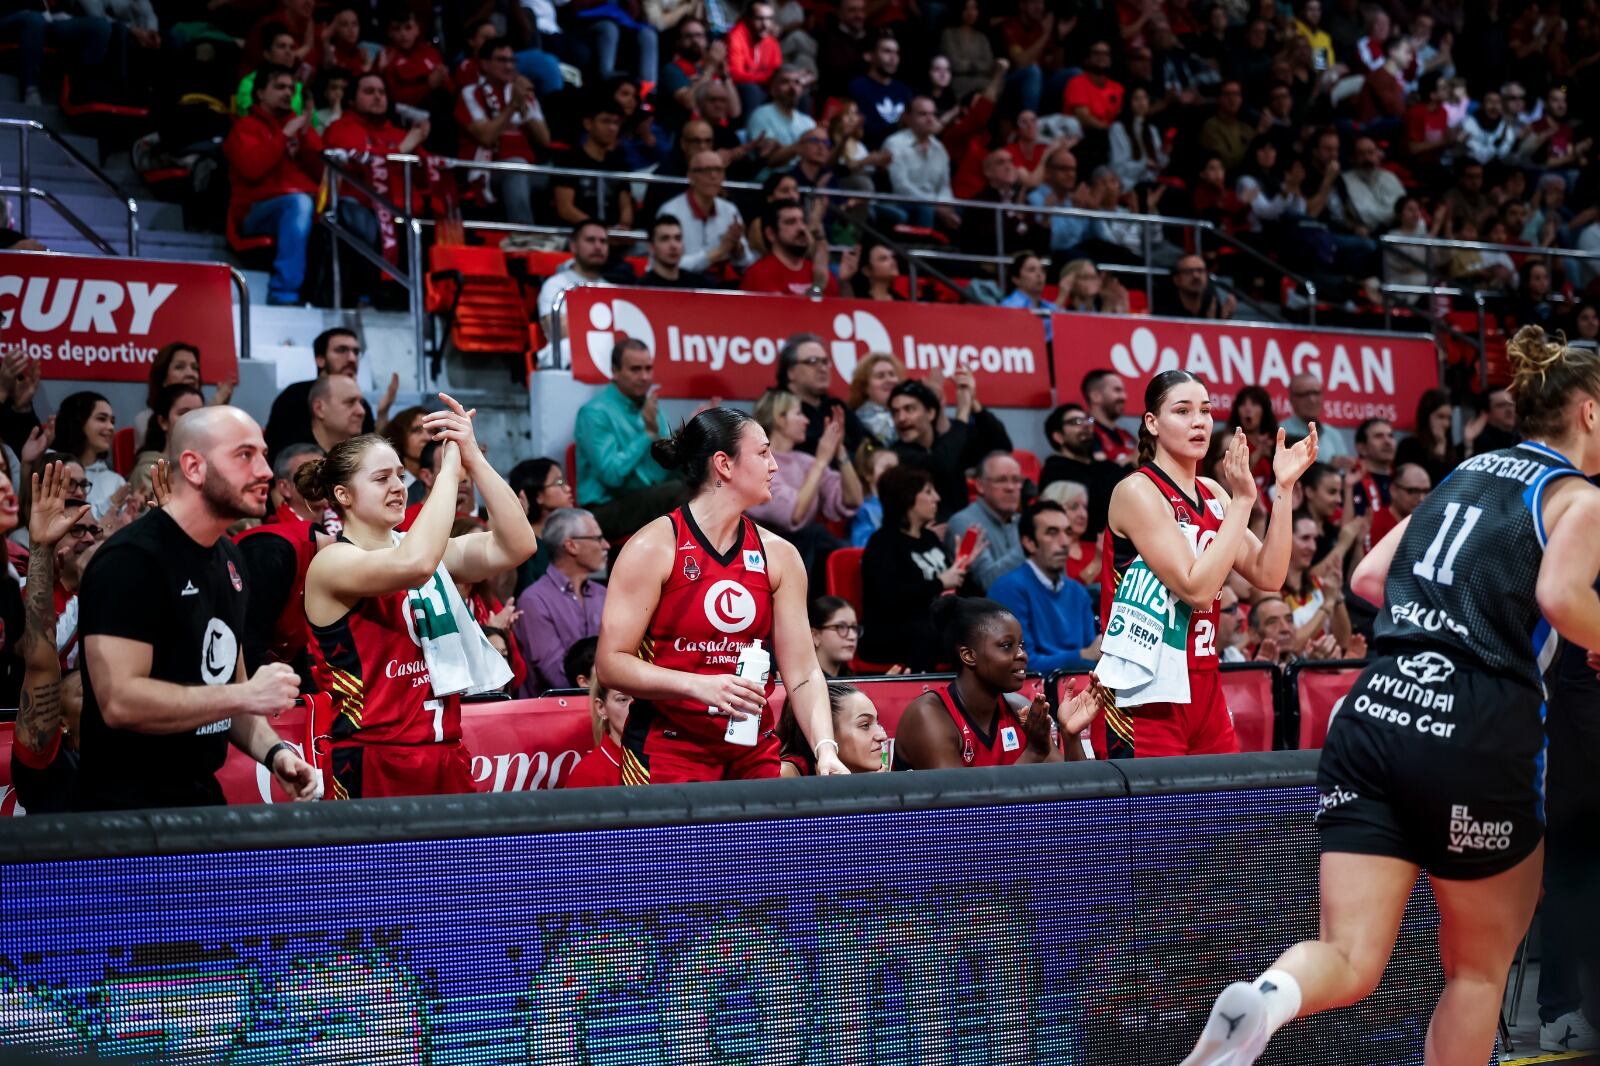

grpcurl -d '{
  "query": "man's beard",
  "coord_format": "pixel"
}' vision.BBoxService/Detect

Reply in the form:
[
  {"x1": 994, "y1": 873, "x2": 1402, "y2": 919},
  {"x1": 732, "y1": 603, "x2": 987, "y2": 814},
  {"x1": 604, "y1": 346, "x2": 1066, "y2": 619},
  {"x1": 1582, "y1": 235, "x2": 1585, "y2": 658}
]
[
  {"x1": 202, "y1": 464, "x2": 270, "y2": 522},
  {"x1": 1063, "y1": 438, "x2": 1092, "y2": 460}
]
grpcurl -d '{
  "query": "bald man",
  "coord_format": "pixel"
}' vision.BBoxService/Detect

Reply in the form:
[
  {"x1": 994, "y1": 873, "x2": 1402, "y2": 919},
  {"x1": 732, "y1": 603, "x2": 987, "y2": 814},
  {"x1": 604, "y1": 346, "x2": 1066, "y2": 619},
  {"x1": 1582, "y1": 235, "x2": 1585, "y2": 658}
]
[
  {"x1": 309, "y1": 373, "x2": 367, "y2": 453},
  {"x1": 1280, "y1": 372, "x2": 1354, "y2": 466},
  {"x1": 74, "y1": 406, "x2": 319, "y2": 811}
]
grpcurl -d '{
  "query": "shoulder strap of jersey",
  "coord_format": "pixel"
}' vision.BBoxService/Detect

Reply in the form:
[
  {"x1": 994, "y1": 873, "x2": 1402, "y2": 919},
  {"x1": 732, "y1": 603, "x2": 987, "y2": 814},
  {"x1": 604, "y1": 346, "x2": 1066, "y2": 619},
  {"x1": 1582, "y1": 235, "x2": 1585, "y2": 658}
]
[
  {"x1": 1526, "y1": 464, "x2": 1589, "y2": 548},
  {"x1": 936, "y1": 684, "x2": 977, "y2": 765}
]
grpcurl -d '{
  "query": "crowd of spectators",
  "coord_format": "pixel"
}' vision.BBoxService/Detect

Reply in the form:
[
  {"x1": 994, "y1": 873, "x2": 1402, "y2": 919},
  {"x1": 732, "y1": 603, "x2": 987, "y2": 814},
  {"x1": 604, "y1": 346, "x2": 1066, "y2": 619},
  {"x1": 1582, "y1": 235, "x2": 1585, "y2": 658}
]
[{"x1": 8, "y1": 0, "x2": 1595, "y2": 322}]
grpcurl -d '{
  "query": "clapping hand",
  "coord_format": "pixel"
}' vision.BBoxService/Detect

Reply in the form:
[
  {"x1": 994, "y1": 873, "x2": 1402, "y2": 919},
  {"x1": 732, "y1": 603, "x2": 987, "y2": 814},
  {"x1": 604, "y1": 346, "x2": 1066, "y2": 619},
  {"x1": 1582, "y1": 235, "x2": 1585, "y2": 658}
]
[
  {"x1": 1058, "y1": 675, "x2": 1109, "y2": 736},
  {"x1": 816, "y1": 407, "x2": 847, "y2": 464},
  {"x1": 1272, "y1": 423, "x2": 1319, "y2": 490},
  {"x1": 21, "y1": 416, "x2": 54, "y2": 465},
  {"x1": 29, "y1": 461, "x2": 90, "y2": 548},
  {"x1": 1220, "y1": 428, "x2": 1257, "y2": 505},
  {"x1": 150, "y1": 458, "x2": 172, "y2": 509}
]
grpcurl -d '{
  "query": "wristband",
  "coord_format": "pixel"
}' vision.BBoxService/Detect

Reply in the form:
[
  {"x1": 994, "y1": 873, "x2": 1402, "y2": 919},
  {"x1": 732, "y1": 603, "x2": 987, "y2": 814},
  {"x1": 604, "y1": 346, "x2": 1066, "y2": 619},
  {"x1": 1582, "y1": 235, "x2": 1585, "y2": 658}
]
[
  {"x1": 814, "y1": 739, "x2": 840, "y2": 759},
  {"x1": 261, "y1": 741, "x2": 294, "y2": 771}
]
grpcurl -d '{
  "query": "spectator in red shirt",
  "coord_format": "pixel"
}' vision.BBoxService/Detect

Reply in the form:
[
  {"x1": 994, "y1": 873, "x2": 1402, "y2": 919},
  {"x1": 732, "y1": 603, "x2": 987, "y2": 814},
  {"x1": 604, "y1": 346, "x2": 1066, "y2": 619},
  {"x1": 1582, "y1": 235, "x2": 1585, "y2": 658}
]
[
  {"x1": 743, "y1": 199, "x2": 840, "y2": 296},
  {"x1": 1366, "y1": 462, "x2": 1430, "y2": 553},
  {"x1": 223, "y1": 64, "x2": 325, "y2": 305},
  {"x1": 456, "y1": 37, "x2": 551, "y2": 224},
  {"x1": 728, "y1": 0, "x2": 784, "y2": 113},
  {"x1": 1404, "y1": 71, "x2": 1454, "y2": 183},
  {"x1": 563, "y1": 676, "x2": 631, "y2": 788},
  {"x1": 316, "y1": 6, "x2": 373, "y2": 78},
  {"x1": 324, "y1": 72, "x2": 428, "y2": 291},
  {"x1": 378, "y1": 11, "x2": 448, "y2": 112},
  {"x1": 1063, "y1": 40, "x2": 1124, "y2": 162},
  {"x1": 1002, "y1": 0, "x2": 1068, "y2": 116},
  {"x1": 1355, "y1": 37, "x2": 1410, "y2": 135}
]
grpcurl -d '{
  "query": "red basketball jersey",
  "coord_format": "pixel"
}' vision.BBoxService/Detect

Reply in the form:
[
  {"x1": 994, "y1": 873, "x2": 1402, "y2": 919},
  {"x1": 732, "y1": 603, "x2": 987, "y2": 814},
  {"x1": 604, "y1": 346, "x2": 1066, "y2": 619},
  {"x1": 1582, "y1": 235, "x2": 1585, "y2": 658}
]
[
  {"x1": 307, "y1": 572, "x2": 462, "y2": 746},
  {"x1": 893, "y1": 684, "x2": 1031, "y2": 768},
  {"x1": 641, "y1": 507, "x2": 776, "y2": 742},
  {"x1": 1101, "y1": 464, "x2": 1226, "y2": 673},
  {"x1": 235, "y1": 507, "x2": 318, "y2": 667}
]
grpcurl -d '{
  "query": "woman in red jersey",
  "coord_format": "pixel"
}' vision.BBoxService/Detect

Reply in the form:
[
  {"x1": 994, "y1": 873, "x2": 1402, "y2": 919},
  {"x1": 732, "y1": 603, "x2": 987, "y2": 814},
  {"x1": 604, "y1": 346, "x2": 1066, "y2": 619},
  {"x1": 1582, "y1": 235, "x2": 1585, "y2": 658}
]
[
  {"x1": 895, "y1": 597, "x2": 1105, "y2": 769},
  {"x1": 596, "y1": 407, "x2": 848, "y2": 782},
  {"x1": 563, "y1": 676, "x2": 631, "y2": 789},
  {"x1": 299, "y1": 395, "x2": 538, "y2": 798},
  {"x1": 1100, "y1": 370, "x2": 1318, "y2": 757}
]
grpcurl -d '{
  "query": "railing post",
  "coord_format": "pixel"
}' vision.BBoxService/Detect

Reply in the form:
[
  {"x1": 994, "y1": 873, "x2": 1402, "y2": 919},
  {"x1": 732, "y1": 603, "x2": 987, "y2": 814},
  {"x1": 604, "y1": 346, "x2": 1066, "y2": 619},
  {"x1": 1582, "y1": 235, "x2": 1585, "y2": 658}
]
[
  {"x1": 1306, "y1": 279, "x2": 1317, "y2": 326},
  {"x1": 596, "y1": 174, "x2": 607, "y2": 225},
  {"x1": 993, "y1": 202, "x2": 1004, "y2": 274},
  {"x1": 411, "y1": 217, "x2": 426, "y2": 388},
  {"x1": 1380, "y1": 235, "x2": 1391, "y2": 331},
  {"x1": 1142, "y1": 220, "x2": 1154, "y2": 310},
  {"x1": 1474, "y1": 292, "x2": 1488, "y2": 392},
  {"x1": 908, "y1": 257, "x2": 918, "y2": 303},
  {"x1": 126, "y1": 199, "x2": 138, "y2": 256},
  {"x1": 328, "y1": 172, "x2": 343, "y2": 311},
  {"x1": 229, "y1": 267, "x2": 252, "y2": 365},
  {"x1": 17, "y1": 127, "x2": 28, "y2": 239}
]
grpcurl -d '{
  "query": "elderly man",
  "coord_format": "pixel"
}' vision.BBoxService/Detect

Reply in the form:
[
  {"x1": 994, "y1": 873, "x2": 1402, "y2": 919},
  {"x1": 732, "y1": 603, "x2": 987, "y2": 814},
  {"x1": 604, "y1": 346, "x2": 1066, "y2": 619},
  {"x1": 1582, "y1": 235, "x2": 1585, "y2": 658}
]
[
  {"x1": 657, "y1": 151, "x2": 753, "y2": 276},
  {"x1": 1027, "y1": 147, "x2": 1094, "y2": 257},
  {"x1": 1367, "y1": 462, "x2": 1430, "y2": 551},
  {"x1": 745, "y1": 64, "x2": 816, "y2": 168},
  {"x1": 514, "y1": 507, "x2": 608, "y2": 697},
  {"x1": 264, "y1": 327, "x2": 377, "y2": 463},
  {"x1": 1333, "y1": 135, "x2": 1407, "y2": 234},
  {"x1": 958, "y1": 149, "x2": 1048, "y2": 259},
  {"x1": 1280, "y1": 372, "x2": 1355, "y2": 467},
  {"x1": 947, "y1": 451, "x2": 1027, "y2": 593},
  {"x1": 574, "y1": 339, "x2": 688, "y2": 540},
  {"x1": 75, "y1": 407, "x2": 315, "y2": 811},
  {"x1": 1468, "y1": 387, "x2": 1519, "y2": 456},
  {"x1": 884, "y1": 96, "x2": 961, "y2": 231}
]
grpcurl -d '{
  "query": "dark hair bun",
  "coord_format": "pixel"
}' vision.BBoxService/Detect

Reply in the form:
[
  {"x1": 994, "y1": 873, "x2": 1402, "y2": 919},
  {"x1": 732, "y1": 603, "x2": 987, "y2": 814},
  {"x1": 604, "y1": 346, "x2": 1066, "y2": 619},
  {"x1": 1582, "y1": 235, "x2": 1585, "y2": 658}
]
[
  {"x1": 929, "y1": 593, "x2": 962, "y2": 634},
  {"x1": 649, "y1": 435, "x2": 682, "y2": 472},
  {"x1": 292, "y1": 457, "x2": 328, "y2": 502}
]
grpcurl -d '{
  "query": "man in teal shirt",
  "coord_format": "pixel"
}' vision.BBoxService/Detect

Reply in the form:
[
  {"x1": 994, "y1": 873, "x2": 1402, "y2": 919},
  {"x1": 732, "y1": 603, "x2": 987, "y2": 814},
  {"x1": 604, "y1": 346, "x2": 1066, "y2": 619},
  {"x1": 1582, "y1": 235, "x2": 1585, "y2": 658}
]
[{"x1": 576, "y1": 338, "x2": 687, "y2": 539}]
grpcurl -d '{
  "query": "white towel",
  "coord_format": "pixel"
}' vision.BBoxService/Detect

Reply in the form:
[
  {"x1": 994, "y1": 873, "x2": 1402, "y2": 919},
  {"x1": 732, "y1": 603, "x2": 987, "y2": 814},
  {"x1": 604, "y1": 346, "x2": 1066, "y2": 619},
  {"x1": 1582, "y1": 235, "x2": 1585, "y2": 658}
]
[
  {"x1": 394, "y1": 532, "x2": 513, "y2": 698},
  {"x1": 1095, "y1": 555, "x2": 1192, "y2": 707}
]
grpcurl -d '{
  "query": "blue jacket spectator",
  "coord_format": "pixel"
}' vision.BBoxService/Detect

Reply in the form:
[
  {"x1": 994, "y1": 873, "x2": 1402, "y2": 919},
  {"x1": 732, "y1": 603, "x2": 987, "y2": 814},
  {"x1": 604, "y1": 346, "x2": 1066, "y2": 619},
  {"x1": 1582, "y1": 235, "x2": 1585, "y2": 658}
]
[{"x1": 987, "y1": 501, "x2": 1101, "y2": 673}]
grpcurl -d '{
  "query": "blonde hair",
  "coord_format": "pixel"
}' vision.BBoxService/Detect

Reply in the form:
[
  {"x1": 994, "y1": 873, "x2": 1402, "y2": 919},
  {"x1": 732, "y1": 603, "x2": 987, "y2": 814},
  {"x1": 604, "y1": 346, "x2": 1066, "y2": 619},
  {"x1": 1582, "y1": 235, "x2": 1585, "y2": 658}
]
[
  {"x1": 847, "y1": 352, "x2": 906, "y2": 410},
  {"x1": 1039, "y1": 479, "x2": 1088, "y2": 509},
  {"x1": 1507, "y1": 325, "x2": 1600, "y2": 440},
  {"x1": 854, "y1": 440, "x2": 898, "y2": 486},
  {"x1": 753, "y1": 388, "x2": 801, "y2": 437},
  {"x1": 1059, "y1": 258, "x2": 1096, "y2": 286}
]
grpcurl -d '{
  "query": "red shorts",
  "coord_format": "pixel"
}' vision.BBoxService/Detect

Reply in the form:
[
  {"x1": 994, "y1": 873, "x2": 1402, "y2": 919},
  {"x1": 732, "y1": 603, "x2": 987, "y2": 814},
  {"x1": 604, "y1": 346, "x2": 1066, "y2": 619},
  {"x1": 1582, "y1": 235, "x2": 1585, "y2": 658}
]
[
  {"x1": 1131, "y1": 671, "x2": 1239, "y2": 758},
  {"x1": 324, "y1": 741, "x2": 480, "y2": 799},
  {"x1": 620, "y1": 702, "x2": 781, "y2": 784}
]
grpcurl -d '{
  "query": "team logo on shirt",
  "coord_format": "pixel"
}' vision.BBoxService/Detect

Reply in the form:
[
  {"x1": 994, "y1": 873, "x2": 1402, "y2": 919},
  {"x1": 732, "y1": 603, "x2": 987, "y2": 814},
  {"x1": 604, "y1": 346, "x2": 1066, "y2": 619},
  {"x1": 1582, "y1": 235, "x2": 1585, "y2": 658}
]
[
  {"x1": 704, "y1": 579, "x2": 757, "y2": 635},
  {"x1": 1397, "y1": 651, "x2": 1456, "y2": 686},
  {"x1": 200, "y1": 617, "x2": 238, "y2": 686},
  {"x1": 1206, "y1": 497, "x2": 1226, "y2": 519},
  {"x1": 682, "y1": 557, "x2": 702, "y2": 582},
  {"x1": 227, "y1": 560, "x2": 243, "y2": 592},
  {"x1": 743, "y1": 549, "x2": 766, "y2": 574},
  {"x1": 1000, "y1": 726, "x2": 1021, "y2": 752}
]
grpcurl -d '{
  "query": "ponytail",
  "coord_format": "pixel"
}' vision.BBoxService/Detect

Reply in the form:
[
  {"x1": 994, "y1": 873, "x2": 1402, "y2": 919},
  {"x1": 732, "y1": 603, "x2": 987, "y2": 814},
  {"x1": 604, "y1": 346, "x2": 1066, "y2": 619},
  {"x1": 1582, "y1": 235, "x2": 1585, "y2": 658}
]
[
  {"x1": 294, "y1": 433, "x2": 389, "y2": 515},
  {"x1": 1137, "y1": 421, "x2": 1157, "y2": 466},
  {"x1": 651, "y1": 407, "x2": 756, "y2": 493},
  {"x1": 1507, "y1": 325, "x2": 1600, "y2": 440}
]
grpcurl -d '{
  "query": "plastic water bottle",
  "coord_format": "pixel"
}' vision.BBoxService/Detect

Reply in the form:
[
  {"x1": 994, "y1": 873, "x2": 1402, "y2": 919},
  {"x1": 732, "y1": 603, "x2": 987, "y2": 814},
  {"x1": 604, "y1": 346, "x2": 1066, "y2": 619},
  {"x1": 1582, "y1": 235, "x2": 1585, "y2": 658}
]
[{"x1": 724, "y1": 639, "x2": 770, "y2": 746}]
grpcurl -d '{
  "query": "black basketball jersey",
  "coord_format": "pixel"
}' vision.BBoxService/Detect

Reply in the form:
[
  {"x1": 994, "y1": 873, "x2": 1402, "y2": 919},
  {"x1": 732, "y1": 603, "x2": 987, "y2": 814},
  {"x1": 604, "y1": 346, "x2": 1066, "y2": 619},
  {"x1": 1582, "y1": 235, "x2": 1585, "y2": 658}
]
[{"x1": 1376, "y1": 442, "x2": 1586, "y2": 690}]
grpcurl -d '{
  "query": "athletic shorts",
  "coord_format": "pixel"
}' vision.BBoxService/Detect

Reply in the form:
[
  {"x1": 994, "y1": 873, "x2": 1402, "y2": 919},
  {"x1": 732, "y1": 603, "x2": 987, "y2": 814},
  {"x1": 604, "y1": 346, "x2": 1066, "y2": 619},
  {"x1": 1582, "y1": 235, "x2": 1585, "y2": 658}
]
[
  {"x1": 621, "y1": 701, "x2": 781, "y2": 784},
  {"x1": 326, "y1": 741, "x2": 479, "y2": 800},
  {"x1": 1316, "y1": 650, "x2": 1545, "y2": 880},
  {"x1": 1119, "y1": 671, "x2": 1239, "y2": 758}
]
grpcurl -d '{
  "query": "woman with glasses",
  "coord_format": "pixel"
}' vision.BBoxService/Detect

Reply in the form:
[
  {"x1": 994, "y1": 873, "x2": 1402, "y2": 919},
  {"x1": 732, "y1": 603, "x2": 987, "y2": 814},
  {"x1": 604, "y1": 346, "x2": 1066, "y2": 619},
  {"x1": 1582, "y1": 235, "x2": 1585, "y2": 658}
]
[
  {"x1": 1055, "y1": 258, "x2": 1130, "y2": 314},
  {"x1": 508, "y1": 457, "x2": 575, "y2": 595}
]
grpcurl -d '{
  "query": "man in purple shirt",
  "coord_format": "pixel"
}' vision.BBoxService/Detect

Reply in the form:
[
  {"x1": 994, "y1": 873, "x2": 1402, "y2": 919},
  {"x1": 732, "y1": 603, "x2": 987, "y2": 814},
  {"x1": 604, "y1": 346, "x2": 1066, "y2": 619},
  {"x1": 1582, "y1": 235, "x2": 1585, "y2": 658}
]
[{"x1": 513, "y1": 508, "x2": 608, "y2": 696}]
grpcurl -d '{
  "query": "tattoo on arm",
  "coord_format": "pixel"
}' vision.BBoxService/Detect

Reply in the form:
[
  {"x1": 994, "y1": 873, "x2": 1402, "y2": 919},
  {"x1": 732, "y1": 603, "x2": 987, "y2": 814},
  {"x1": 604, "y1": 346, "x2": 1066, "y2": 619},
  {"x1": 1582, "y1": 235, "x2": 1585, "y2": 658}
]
[
  {"x1": 15, "y1": 542, "x2": 63, "y2": 755},
  {"x1": 790, "y1": 675, "x2": 814, "y2": 694}
]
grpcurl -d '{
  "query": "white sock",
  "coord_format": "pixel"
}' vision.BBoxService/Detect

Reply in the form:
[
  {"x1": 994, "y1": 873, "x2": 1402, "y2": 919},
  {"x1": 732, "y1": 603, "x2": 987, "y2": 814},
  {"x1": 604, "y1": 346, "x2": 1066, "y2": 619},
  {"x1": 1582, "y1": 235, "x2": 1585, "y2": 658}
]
[{"x1": 1254, "y1": 969, "x2": 1303, "y2": 1036}]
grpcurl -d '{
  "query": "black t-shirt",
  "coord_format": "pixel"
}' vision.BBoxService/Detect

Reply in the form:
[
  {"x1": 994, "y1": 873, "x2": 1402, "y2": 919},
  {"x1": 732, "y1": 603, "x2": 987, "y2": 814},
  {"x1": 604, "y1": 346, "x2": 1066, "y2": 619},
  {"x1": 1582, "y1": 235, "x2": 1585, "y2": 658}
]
[
  {"x1": 553, "y1": 146, "x2": 630, "y2": 221},
  {"x1": 637, "y1": 267, "x2": 715, "y2": 289},
  {"x1": 0, "y1": 573, "x2": 23, "y2": 708},
  {"x1": 74, "y1": 509, "x2": 250, "y2": 812},
  {"x1": 11, "y1": 745, "x2": 78, "y2": 815},
  {"x1": 236, "y1": 531, "x2": 318, "y2": 691}
]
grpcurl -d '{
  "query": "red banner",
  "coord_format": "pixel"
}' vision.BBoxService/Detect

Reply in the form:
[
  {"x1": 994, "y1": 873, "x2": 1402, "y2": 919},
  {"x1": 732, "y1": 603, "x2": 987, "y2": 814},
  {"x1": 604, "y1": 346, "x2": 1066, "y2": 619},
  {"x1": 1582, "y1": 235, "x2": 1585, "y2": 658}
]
[
  {"x1": 0, "y1": 676, "x2": 1055, "y2": 814},
  {"x1": 0, "y1": 251, "x2": 237, "y2": 384},
  {"x1": 568, "y1": 287, "x2": 1052, "y2": 408},
  {"x1": 1295, "y1": 665, "x2": 1364, "y2": 750},
  {"x1": 1050, "y1": 313, "x2": 1436, "y2": 430}
]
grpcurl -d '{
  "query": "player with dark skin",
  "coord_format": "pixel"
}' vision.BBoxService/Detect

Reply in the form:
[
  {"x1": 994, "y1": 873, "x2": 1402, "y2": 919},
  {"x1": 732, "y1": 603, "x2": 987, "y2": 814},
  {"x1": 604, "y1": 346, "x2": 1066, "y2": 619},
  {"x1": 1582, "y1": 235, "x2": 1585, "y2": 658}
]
[{"x1": 895, "y1": 599, "x2": 1105, "y2": 769}]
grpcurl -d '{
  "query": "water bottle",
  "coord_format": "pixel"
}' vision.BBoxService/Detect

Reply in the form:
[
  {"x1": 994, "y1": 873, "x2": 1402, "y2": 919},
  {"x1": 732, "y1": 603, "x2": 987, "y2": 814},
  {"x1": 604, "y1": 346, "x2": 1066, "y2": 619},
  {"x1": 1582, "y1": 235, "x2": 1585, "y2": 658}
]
[{"x1": 724, "y1": 639, "x2": 770, "y2": 747}]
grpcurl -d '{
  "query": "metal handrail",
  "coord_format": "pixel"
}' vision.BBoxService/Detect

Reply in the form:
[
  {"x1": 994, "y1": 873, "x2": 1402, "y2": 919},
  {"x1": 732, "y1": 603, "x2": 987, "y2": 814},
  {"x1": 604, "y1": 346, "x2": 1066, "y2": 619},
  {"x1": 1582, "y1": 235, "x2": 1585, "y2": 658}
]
[
  {"x1": 1, "y1": 118, "x2": 137, "y2": 255},
  {"x1": 1380, "y1": 232, "x2": 1600, "y2": 260}
]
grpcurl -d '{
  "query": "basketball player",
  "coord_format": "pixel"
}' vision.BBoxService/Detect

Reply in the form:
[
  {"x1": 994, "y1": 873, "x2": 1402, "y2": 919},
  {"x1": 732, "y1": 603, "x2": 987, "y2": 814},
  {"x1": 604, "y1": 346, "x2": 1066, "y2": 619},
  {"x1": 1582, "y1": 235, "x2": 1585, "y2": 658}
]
[
  {"x1": 299, "y1": 395, "x2": 538, "y2": 798},
  {"x1": 595, "y1": 407, "x2": 848, "y2": 781},
  {"x1": 895, "y1": 596, "x2": 1105, "y2": 768},
  {"x1": 1100, "y1": 370, "x2": 1319, "y2": 757},
  {"x1": 1183, "y1": 326, "x2": 1600, "y2": 1066}
]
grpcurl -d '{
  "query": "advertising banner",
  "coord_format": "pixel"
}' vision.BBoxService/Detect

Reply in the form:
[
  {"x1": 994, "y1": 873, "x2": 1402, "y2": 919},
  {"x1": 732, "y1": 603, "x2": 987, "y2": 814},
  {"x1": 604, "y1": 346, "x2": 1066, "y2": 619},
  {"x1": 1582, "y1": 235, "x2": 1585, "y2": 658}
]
[
  {"x1": 568, "y1": 287, "x2": 1052, "y2": 407},
  {"x1": 0, "y1": 251, "x2": 237, "y2": 383},
  {"x1": 1295, "y1": 664, "x2": 1365, "y2": 749},
  {"x1": 1050, "y1": 313, "x2": 1436, "y2": 429}
]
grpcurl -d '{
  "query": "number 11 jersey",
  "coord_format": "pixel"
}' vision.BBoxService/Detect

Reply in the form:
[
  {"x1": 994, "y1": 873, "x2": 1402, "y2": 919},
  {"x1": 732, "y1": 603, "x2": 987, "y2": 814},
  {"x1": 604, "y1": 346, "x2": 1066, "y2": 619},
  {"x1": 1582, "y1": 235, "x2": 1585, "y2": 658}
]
[{"x1": 1377, "y1": 442, "x2": 1586, "y2": 690}]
